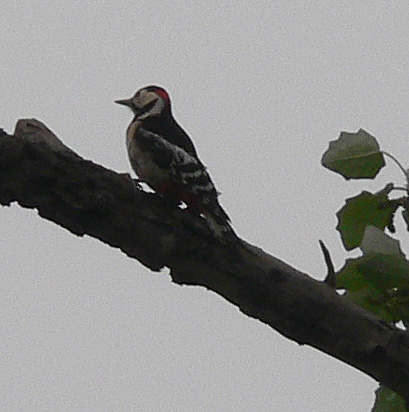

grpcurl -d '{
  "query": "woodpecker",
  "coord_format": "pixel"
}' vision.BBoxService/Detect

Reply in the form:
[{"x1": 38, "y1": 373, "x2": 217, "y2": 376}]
[{"x1": 115, "y1": 85, "x2": 236, "y2": 241}]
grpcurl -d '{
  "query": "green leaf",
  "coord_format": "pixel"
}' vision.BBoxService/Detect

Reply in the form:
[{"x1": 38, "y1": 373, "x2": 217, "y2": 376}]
[
  {"x1": 337, "y1": 254, "x2": 409, "y2": 292},
  {"x1": 336, "y1": 258, "x2": 368, "y2": 291},
  {"x1": 358, "y1": 254, "x2": 409, "y2": 291},
  {"x1": 401, "y1": 199, "x2": 409, "y2": 232},
  {"x1": 337, "y1": 248, "x2": 409, "y2": 322},
  {"x1": 372, "y1": 385, "x2": 407, "y2": 412},
  {"x1": 322, "y1": 128, "x2": 385, "y2": 179},
  {"x1": 360, "y1": 226, "x2": 402, "y2": 256},
  {"x1": 346, "y1": 288, "x2": 395, "y2": 323},
  {"x1": 337, "y1": 191, "x2": 398, "y2": 250},
  {"x1": 402, "y1": 208, "x2": 409, "y2": 231}
]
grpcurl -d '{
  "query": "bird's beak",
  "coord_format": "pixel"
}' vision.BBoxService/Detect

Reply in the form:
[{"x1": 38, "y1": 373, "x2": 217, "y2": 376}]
[{"x1": 115, "y1": 98, "x2": 133, "y2": 107}]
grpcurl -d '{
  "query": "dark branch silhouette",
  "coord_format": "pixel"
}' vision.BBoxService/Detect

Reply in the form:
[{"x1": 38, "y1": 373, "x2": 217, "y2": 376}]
[{"x1": 1, "y1": 119, "x2": 409, "y2": 402}]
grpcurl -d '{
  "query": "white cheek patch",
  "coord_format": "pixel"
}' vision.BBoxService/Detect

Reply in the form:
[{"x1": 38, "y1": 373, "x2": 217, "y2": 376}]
[
  {"x1": 135, "y1": 91, "x2": 166, "y2": 120},
  {"x1": 143, "y1": 99, "x2": 165, "y2": 119}
]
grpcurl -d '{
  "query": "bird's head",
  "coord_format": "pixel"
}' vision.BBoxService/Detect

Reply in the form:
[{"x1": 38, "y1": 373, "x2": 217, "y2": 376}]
[{"x1": 115, "y1": 85, "x2": 171, "y2": 120}]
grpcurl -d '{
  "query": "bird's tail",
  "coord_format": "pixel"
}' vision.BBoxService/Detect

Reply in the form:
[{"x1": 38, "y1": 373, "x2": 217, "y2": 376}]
[{"x1": 203, "y1": 204, "x2": 239, "y2": 243}]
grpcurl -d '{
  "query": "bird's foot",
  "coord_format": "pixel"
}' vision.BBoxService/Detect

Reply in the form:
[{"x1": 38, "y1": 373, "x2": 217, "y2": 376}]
[{"x1": 119, "y1": 173, "x2": 144, "y2": 193}]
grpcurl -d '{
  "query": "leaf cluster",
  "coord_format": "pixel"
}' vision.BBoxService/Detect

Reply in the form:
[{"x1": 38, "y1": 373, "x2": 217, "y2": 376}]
[{"x1": 322, "y1": 129, "x2": 409, "y2": 410}]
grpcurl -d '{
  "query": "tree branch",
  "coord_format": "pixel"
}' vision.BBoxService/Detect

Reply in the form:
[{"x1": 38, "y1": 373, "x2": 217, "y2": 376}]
[{"x1": 1, "y1": 119, "x2": 409, "y2": 401}]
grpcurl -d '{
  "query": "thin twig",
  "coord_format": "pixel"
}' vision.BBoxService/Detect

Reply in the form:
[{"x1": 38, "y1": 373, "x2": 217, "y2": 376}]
[
  {"x1": 319, "y1": 240, "x2": 336, "y2": 289},
  {"x1": 382, "y1": 151, "x2": 409, "y2": 187}
]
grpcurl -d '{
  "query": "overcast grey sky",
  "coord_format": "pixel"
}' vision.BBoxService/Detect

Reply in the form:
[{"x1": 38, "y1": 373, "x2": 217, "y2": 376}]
[{"x1": 2, "y1": 1, "x2": 409, "y2": 411}]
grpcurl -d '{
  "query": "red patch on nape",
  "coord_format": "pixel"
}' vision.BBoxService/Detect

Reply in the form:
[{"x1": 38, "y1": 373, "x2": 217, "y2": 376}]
[{"x1": 154, "y1": 87, "x2": 171, "y2": 104}]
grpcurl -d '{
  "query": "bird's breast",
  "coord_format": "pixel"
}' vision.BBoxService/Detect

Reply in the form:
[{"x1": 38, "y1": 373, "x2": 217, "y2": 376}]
[
  {"x1": 126, "y1": 119, "x2": 141, "y2": 149},
  {"x1": 126, "y1": 121, "x2": 171, "y2": 190}
]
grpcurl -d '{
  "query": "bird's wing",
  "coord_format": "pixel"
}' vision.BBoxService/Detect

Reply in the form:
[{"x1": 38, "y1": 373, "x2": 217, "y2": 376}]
[{"x1": 138, "y1": 128, "x2": 219, "y2": 201}]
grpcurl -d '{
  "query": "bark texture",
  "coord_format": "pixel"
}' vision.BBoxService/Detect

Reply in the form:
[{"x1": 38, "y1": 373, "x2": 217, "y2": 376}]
[{"x1": 1, "y1": 119, "x2": 409, "y2": 401}]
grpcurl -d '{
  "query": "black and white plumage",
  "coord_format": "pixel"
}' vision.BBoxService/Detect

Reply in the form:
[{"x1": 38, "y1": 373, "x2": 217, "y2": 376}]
[{"x1": 115, "y1": 85, "x2": 236, "y2": 240}]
